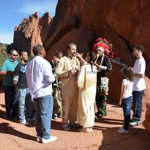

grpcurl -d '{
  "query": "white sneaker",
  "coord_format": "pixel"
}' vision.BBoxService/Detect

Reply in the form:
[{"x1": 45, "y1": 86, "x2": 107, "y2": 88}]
[
  {"x1": 42, "y1": 136, "x2": 57, "y2": 144},
  {"x1": 37, "y1": 136, "x2": 42, "y2": 142},
  {"x1": 137, "y1": 121, "x2": 142, "y2": 125},
  {"x1": 20, "y1": 120, "x2": 29, "y2": 125},
  {"x1": 130, "y1": 120, "x2": 141, "y2": 126},
  {"x1": 63, "y1": 124, "x2": 71, "y2": 131},
  {"x1": 118, "y1": 128, "x2": 129, "y2": 134}
]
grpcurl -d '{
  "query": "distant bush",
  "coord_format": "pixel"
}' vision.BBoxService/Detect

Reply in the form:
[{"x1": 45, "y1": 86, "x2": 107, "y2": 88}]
[{"x1": 0, "y1": 44, "x2": 8, "y2": 67}]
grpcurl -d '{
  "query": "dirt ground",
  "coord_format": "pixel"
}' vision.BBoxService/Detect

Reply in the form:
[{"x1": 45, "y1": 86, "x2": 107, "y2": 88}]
[{"x1": 0, "y1": 91, "x2": 150, "y2": 150}]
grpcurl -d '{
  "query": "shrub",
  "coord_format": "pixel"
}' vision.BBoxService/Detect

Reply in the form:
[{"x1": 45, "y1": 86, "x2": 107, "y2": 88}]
[{"x1": 0, "y1": 44, "x2": 8, "y2": 67}]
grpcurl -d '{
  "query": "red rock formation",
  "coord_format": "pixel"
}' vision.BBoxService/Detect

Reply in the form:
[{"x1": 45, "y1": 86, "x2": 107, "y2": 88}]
[
  {"x1": 13, "y1": 0, "x2": 150, "y2": 130},
  {"x1": 39, "y1": 12, "x2": 52, "y2": 45},
  {"x1": 47, "y1": 0, "x2": 150, "y2": 131},
  {"x1": 14, "y1": 12, "x2": 51, "y2": 54}
]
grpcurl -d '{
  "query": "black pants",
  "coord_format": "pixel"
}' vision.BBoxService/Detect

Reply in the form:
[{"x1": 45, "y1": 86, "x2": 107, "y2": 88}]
[{"x1": 4, "y1": 86, "x2": 18, "y2": 118}]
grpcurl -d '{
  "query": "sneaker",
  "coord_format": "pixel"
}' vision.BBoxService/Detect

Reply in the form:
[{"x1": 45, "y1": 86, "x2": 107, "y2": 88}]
[
  {"x1": 27, "y1": 117, "x2": 35, "y2": 122},
  {"x1": 95, "y1": 112, "x2": 100, "y2": 117},
  {"x1": 137, "y1": 121, "x2": 142, "y2": 125},
  {"x1": 95, "y1": 112, "x2": 107, "y2": 118},
  {"x1": 20, "y1": 120, "x2": 29, "y2": 125},
  {"x1": 70, "y1": 123, "x2": 79, "y2": 128},
  {"x1": 118, "y1": 128, "x2": 129, "y2": 134},
  {"x1": 42, "y1": 136, "x2": 57, "y2": 144},
  {"x1": 63, "y1": 124, "x2": 71, "y2": 131},
  {"x1": 129, "y1": 120, "x2": 141, "y2": 126},
  {"x1": 57, "y1": 113, "x2": 62, "y2": 118},
  {"x1": 37, "y1": 136, "x2": 42, "y2": 142},
  {"x1": 53, "y1": 114, "x2": 58, "y2": 120}
]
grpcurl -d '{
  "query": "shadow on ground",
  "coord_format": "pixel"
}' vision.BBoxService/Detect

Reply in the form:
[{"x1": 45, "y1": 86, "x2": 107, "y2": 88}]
[
  {"x1": 0, "y1": 123, "x2": 35, "y2": 141},
  {"x1": 51, "y1": 119, "x2": 81, "y2": 132},
  {"x1": 99, "y1": 126, "x2": 150, "y2": 150}
]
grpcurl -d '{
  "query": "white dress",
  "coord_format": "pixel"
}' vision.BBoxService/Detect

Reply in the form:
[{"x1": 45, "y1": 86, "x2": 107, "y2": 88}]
[{"x1": 77, "y1": 64, "x2": 97, "y2": 128}]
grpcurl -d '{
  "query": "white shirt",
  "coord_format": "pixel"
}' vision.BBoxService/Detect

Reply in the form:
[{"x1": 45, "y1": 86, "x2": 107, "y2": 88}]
[
  {"x1": 26, "y1": 56, "x2": 55, "y2": 99},
  {"x1": 122, "y1": 79, "x2": 133, "y2": 98},
  {"x1": 133, "y1": 56, "x2": 146, "y2": 91}
]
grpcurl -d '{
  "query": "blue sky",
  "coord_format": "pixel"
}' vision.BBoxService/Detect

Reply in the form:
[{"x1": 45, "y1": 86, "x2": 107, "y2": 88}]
[{"x1": 0, "y1": 0, "x2": 58, "y2": 44}]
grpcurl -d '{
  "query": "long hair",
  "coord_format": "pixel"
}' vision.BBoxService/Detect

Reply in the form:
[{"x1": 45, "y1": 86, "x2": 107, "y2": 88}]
[
  {"x1": 122, "y1": 67, "x2": 133, "y2": 82},
  {"x1": 89, "y1": 51, "x2": 96, "y2": 71},
  {"x1": 89, "y1": 51, "x2": 97, "y2": 63}
]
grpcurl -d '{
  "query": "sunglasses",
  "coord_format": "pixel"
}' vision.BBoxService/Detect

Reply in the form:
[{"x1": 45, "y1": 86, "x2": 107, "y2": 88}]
[{"x1": 12, "y1": 54, "x2": 18, "y2": 56}]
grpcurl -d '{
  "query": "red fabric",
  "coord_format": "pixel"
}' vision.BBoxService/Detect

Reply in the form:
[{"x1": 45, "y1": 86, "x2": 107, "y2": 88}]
[{"x1": 93, "y1": 37, "x2": 114, "y2": 59}]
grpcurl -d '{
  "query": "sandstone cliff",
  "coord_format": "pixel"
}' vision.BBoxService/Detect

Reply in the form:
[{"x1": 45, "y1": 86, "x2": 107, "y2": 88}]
[
  {"x1": 13, "y1": 0, "x2": 150, "y2": 130},
  {"x1": 14, "y1": 12, "x2": 51, "y2": 55}
]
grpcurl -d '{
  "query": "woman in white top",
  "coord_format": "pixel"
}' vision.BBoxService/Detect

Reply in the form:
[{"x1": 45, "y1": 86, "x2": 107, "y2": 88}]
[{"x1": 118, "y1": 67, "x2": 133, "y2": 134}]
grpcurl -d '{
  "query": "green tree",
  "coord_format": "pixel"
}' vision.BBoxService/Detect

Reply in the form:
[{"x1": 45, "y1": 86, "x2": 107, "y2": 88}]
[{"x1": 0, "y1": 44, "x2": 8, "y2": 67}]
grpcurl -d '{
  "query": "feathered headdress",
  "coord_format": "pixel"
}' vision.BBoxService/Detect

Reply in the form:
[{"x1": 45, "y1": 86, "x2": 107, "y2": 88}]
[{"x1": 93, "y1": 37, "x2": 114, "y2": 59}]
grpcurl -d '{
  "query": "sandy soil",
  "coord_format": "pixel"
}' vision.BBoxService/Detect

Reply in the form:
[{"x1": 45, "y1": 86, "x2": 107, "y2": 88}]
[{"x1": 0, "y1": 91, "x2": 150, "y2": 150}]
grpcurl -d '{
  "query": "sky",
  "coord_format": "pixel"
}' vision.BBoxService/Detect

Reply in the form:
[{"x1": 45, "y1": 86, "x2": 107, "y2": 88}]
[{"x1": 0, "y1": 0, "x2": 58, "y2": 44}]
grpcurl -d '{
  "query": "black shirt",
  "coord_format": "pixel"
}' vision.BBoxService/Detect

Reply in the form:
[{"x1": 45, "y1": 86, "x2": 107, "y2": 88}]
[
  {"x1": 97, "y1": 55, "x2": 112, "y2": 84},
  {"x1": 15, "y1": 63, "x2": 28, "y2": 89}
]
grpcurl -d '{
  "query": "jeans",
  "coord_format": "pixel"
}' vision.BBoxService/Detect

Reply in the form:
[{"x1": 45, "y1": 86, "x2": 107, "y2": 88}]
[
  {"x1": 34, "y1": 95, "x2": 53, "y2": 139},
  {"x1": 3, "y1": 86, "x2": 17, "y2": 118},
  {"x1": 122, "y1": 96, "x2": 132, "y2": 130},
  {"x1": 133, "y1": 90, "x2": 144, "y2": 121},
  {"x1": 18, "y1": 88, "x2": 33, "y2": 122}
]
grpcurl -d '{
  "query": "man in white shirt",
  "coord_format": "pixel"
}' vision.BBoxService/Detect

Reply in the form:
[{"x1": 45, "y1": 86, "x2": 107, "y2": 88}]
[
  {"x1": 130, "y1": 44, "x2": 146, "y2": 126},
  {"x1": 26, "y1": 45, "x2": 57, "y2": 144}
]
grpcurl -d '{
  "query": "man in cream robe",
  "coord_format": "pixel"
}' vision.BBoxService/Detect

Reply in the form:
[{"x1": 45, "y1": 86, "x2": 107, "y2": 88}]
[
  {"x1": 55, "y1": 43, "x2": 80, "y2": 130},
  {"x1": 77, "y1": 52, "x2": 97, "y2": 132}
]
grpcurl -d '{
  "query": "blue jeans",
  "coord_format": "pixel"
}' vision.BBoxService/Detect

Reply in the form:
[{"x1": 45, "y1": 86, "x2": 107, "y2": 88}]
[
  {"x1": 18, "y1": 88, "x2": 33, "y2": 122},
  {"x1": 34, "y1": 95, "x2": 53, "y2": 139},
  {"x1": 133, "y1": 90, "x2": 144, "y2": 121},
  {"x1": 122, "y1": 96, "x2": 132, "y2": 130}
]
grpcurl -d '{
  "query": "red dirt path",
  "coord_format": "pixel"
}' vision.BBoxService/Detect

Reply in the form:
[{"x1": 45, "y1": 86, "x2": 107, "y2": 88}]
[{"x1": 0, "y1": 91, "x2": 150, "y2": 150}]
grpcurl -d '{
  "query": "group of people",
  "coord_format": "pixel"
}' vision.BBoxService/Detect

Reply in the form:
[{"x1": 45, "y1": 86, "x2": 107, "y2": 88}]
[
  {"x1": 0, "y1": 40, "x2": 146, "y2": 143},
  {"x1": 118, "y1": 44, "x2": 146, "y2": 134},
  {"x1": 54, "y1": 42, "x2": 112, "y2": 132},
  {"x1": 0, "y1": 50, "x2": 34, "y2": 124}
]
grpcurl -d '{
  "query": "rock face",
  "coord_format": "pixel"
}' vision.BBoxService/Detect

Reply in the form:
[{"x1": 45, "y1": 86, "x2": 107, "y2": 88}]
[
  {"x1": 143, "y1": 79, "x2": 150, "y2": 131},
  {"x1": 13, "y1": 0, "x2": 150, "y2": 130},
  {"x1": 14, "y1": 12, "x2": 51, "y2": 55}
]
